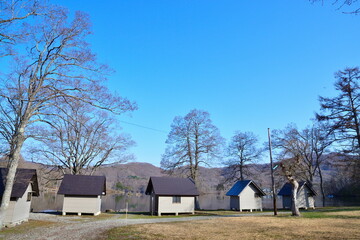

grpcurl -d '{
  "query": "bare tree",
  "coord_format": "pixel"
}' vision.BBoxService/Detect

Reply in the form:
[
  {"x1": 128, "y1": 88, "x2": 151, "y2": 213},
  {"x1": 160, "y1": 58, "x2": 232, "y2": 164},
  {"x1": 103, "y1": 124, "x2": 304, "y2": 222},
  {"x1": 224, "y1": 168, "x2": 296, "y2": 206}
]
[
  {"x1": 309, "y1": 123, "x2": 334, "y2": 207},
  {"x1": 272, "y1": 122, "x2": 334, "y2": 211},
  {"x1": 0, "y1": 0, "x2": 44, "y2": 57},
  {"x1": 280, "y1": 157, "x2": 302, "y2": 216},
  {"x1": 161, "y1": 109, "x2": 224, "y2": 185},
  {"x1": 223, "y1": 131, "x2": 262, "y2": 182},
  {"x1": 31, "y1": 101, "x2": 135, "y2": 175},
  {"x1": 317, "y1": 67, "x2": 360, "y2": 154},
  {"x1": 0, "y1": 6, "x2": 136, "y2": 227},
  {"x1": 310, "y1": 0, "x2": 360, "y2": 14}
]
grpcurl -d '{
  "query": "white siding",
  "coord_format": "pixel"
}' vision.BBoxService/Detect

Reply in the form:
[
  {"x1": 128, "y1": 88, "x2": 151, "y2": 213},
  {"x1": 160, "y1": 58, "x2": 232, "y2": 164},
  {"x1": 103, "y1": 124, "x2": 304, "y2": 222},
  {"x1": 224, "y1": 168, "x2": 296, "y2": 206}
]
[
  {"x1": 238, "y1": 185, "x2": 262, "y2": 211},
  {"x1": 4, "y1": 200, "x2": 15, "y2": 224},
  {"x1": 4, "y1": 184, "x2": 32, "y2": 225},
  {"x1": 282, "y1": 186, "x2": 315, "y2": 209},
  {"x1": 297, "y1": 187, "x2": 315, "y2": 209},
  {"x1": 62, "y1": 195, "x2": 101, "y2": 214},
  {"x1": 157, "y1": 196, "x2": 195, "y2": 215}
]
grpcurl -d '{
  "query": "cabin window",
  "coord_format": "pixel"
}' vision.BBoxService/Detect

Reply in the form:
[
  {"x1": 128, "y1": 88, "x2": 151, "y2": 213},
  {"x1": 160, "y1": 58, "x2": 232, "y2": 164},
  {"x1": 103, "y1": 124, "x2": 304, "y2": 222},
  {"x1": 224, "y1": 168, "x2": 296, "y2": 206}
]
[
  {"x1": 172, "y1": 196, "x2": 181, "y2": 203},
  {"x1": 27, "y1": 192, "x2": 32, "y2": 202}
]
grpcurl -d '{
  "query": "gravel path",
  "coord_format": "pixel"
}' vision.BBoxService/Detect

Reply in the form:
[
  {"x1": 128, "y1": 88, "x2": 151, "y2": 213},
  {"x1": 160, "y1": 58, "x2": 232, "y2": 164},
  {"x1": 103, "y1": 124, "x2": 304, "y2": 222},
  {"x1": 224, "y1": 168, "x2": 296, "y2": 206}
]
[{"x1": 3, "y1": 212, "x2": 286, "y2": 240}]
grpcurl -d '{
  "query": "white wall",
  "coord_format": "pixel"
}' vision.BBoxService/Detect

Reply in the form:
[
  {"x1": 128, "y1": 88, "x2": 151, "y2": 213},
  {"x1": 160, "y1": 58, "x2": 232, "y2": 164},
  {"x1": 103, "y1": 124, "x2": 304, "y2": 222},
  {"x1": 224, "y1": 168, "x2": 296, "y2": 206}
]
[
  {"x1": 157, "y1": 196, "x2": 195, "y2": 215},
  {"x1": 297, "y1": 187, "x2": 315, "y2": 209},
  {"x1": 62, "y1": 195, "x2": 101, "y2": 214},
  {"x1": 4, "y1": 184, "x2": 32, "y2": 225},
  {"x1": 282, "y1": 186, "x2": 315, "y2": 209},
  {"x1": 239, "y1": 185, "x2": 262, "y2": 211}
]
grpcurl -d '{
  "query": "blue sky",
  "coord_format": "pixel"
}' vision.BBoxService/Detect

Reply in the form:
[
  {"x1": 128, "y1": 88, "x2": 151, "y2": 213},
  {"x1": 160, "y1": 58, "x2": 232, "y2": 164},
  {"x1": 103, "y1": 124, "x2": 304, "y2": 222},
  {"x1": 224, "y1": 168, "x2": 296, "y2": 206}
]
[{"x1": 59, "y1": 0, "x2": 360, "y2": 166}]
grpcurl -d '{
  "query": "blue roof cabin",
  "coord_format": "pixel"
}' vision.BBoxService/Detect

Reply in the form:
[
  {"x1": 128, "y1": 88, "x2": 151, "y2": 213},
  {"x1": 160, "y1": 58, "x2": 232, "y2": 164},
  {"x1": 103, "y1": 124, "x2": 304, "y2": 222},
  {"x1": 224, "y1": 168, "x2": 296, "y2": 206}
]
[
  {"x1": 226, "y1": 180, "x2": 266, "y2": 212},
  {"x1": 278, "y1": 181, "x2": 317, "y2": 209}
]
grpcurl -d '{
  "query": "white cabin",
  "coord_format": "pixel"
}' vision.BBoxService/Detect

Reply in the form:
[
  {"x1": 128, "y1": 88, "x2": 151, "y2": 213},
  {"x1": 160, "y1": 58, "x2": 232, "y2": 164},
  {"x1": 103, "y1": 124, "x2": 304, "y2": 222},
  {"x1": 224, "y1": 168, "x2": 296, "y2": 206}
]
[
  {"x1": 145, "y1": 177, "x2": 199, "y2": 216},
  {"x1": 278, "y1": 182, "x2": 317, "y2": 209},
  {"x1": 58, "y1": 174, "x2": 106, "y2": 216},
  {"x1": 226, "y1": 180, "x2": 266, "y2": 212},
  {"x1": 0, "y1": 168, "x2": 39, "y2": 227}
]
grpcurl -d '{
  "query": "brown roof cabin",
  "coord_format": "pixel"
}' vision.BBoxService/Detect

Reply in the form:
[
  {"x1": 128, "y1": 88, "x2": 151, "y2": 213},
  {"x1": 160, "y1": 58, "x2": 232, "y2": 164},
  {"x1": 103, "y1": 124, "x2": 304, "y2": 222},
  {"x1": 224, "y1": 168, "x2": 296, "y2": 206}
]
[
  {"x1": 0, "y1": 168, "x2": 39, "y2": 227},
  {"x1": 226, "y1": 180, "x2": 266, "y2": 212},
  {"x1": 278, "y1": 182, "x2": 317, "y2": 209},
  {"x1": 145, "y1": 177, "x2": 199, "y2": 216},
  {"x1": 58, "y1": 174, "x2": 106, "y2": 216}
]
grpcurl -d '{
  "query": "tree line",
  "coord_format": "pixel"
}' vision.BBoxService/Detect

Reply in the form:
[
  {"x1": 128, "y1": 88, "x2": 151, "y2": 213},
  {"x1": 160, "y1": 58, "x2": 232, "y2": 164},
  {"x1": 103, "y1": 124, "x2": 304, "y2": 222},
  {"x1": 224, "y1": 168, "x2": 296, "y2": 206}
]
[
  {"x1": 161, "y1": 67, "x2": 360, "y2": 216},
  {"x1": 0, "y1": 0, "x2": 359, "y2": 227}
]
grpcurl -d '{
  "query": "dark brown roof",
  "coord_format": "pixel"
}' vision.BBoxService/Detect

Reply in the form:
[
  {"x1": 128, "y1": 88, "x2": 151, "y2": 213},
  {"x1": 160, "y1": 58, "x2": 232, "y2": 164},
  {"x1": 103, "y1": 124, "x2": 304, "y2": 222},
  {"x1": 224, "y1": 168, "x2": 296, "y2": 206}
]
[
  {"x1": 145, "y1": 177, "x2": 199, "y2": 196},
  {"x1": 58, "y1": 174, "x2": 106, "y2": 196},
  {"x1": 0, "y1": 168, "x2": 39, "y2": 198}
]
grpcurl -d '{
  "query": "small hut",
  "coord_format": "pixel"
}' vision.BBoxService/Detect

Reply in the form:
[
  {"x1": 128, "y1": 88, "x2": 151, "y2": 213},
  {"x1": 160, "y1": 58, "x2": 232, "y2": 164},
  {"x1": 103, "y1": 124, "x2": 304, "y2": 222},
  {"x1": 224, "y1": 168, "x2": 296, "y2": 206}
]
[
  {"x1": 226, "y1": 180, "x2": 266, "y2": 212},
  {"x1": 0, "y1": 168, "x2": 39, "y2": 226},
  {"x1": 145, "y1": 177, "x2": 199, "y2": 216},
  {"x1": 58, "y1": 174, "x2": 106, "y2": 216},
  {"x1": 278, "y1": 182, "x2": 317, "y2": 209}
]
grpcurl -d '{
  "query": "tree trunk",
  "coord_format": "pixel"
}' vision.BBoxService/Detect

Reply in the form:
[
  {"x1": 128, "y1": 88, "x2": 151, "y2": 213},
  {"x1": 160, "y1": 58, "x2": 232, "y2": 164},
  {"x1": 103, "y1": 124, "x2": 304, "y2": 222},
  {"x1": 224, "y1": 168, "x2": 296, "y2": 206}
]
[
  {"x1": 193, "y1": 165, "x2": 200, "y2": 210},
  {"x1": 240, "y1": 163, "x2": 244, "y2": 181},
  {"x1": 0, "y1": 129, "x2": 26, "y2": 228},
  {"x1": 290, "y1": 179, "x2": 301, "y2": 216},
  {"x1": 318, "y1": 167, "x2": 326, "y2": 207}
]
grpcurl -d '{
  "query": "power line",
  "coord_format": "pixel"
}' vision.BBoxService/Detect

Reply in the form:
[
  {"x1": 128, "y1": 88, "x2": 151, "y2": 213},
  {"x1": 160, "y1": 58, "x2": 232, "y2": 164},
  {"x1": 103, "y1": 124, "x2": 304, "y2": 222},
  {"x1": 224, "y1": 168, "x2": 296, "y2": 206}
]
[{"x1": 119, "y1": 120, "x2": 168, "y2": 134}]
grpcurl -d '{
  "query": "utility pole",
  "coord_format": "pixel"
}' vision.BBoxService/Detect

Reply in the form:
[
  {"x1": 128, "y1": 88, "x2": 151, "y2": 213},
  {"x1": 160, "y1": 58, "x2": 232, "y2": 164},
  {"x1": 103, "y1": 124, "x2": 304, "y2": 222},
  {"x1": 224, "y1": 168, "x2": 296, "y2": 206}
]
[{"x1": 268, "y1": 128, "x2": 277, "y2": 216}]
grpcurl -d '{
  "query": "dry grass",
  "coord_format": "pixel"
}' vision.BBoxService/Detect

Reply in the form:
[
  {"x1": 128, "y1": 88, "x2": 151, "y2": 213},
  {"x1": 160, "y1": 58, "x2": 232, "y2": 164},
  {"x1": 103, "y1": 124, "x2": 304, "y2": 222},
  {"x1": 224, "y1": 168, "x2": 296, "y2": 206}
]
[
  {"x1": 0, "y1": 220, "x2": 55, "y2": 240},
  {"x1": 325, "y1": 210, "x2": 360, "y2": 217},
  {"x1": 103, "y1": 215, "x2": 360, "y2": 240}
]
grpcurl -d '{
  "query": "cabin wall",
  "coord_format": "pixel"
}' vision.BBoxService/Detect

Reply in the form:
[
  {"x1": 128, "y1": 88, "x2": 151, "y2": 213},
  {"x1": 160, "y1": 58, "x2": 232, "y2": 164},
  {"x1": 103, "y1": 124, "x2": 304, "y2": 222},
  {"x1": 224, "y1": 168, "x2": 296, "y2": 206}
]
[
  {"x1": 239, "y1": 185, "x2": 262, "y2": 211},
  {"x1": 230, "y1": 196, "x2": 240, "y2": 210},
  {"x1": 281, "y1": 187, "x2": 315, "y2": 209},
  {"x1": 62, "y1": 195, "x2": 101, "y2": 214},
  {"x1": 157, "y1": 196, "x2": 195, "y2": 215},
  {"x1": 282, "y1": 196, "x2": 292, "y2": 209},
  {"x1": 149, "y1": 192, "x2": 157, "y2": 215},
  {"x1": 297, "y1": 187, "x2": 315, "y2": 209},
  {"x1": 4, "y1": 184, "x2": 32, "y2": 225},
  {"x1": 4, "y1": 200, "x2": 15, "y2": 224}
]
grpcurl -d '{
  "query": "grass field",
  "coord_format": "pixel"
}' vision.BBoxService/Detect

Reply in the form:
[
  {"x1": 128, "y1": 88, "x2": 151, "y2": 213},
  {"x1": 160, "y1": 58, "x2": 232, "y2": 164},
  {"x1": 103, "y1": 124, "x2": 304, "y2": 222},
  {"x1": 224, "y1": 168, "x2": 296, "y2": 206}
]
[{"x1": 100, "y1": 207, "x2": 360, "y2": 240}]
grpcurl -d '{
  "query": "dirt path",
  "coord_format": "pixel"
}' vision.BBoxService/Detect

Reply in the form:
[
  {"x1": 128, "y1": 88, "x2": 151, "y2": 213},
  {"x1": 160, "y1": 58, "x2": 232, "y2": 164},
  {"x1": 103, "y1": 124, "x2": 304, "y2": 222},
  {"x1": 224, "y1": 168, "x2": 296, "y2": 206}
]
[{"x1": 3, "y1": 212, "x2": 284, "y2": 240}]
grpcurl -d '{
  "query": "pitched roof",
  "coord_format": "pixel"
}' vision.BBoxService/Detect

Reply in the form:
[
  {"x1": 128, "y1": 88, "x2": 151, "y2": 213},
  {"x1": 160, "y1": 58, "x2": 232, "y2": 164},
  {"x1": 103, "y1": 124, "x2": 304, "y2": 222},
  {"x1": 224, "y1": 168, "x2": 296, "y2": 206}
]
[
  {"x1": 226, "y1": 180, "x2": 266, "y2": 196},
  {"x1": 278, "y1": 182, "x2": 317, "y2": 196},
  {"x1": 0, "y1": 168, "x2": 39, "y2": 198},
  {"x1": 58, "y1": 174, "x2": 106, "y2": 196},
  {"x1": 145, "y1": 177, "x2": 199, "y2": 196}
]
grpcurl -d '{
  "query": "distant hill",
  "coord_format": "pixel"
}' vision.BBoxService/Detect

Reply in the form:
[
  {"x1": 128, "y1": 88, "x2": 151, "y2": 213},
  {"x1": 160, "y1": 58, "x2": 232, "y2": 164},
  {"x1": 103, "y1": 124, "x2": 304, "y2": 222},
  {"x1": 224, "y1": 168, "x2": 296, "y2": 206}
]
[{"x1": 10, "y1": 152, "x2": 359, "y2": 201}]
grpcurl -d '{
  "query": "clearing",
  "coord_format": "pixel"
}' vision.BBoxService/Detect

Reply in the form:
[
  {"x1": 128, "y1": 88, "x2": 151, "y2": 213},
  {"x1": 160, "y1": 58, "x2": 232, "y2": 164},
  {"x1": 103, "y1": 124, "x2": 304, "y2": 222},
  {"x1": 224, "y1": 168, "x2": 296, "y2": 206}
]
[{"x1": 0, "y1": 208, "x2": 359, "y2": 240}]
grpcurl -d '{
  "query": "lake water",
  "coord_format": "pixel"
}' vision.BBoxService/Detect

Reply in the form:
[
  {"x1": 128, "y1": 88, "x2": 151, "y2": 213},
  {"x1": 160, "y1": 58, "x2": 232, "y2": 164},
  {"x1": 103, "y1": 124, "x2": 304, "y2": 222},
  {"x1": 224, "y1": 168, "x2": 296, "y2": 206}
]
[
  {"x1": 31, "y1": 193, "x2": 360, "y2": 212},
  {"x1": 31, "y1": 193, "x2": 231, "y2": 212}
]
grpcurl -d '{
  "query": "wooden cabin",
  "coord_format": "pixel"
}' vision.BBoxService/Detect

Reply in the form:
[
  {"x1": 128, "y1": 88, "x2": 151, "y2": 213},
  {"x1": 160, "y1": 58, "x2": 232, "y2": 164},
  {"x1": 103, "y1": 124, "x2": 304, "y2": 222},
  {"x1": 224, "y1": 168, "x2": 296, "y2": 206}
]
[
  {"x1": 145, "y1": 177, "x2": 199, "y2": 216},
  {"x1": 57, "y1": 174, "x2": 106, "y2": 216},
  {"x1": 0, "y1": 168, "x2": 39, "y2": 227},
  {"x1": 278, "y1": 182, "x2": 317, "y2": 209},
  {"x1": 226, "y1": 180, "x2": 266, "y2": 212}
]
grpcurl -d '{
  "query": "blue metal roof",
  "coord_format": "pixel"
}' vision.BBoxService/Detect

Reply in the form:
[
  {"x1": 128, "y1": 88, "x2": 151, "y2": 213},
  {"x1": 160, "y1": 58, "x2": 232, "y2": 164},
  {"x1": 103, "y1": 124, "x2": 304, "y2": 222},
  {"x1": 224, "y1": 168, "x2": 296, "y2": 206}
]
[
  {"x1": 226, "y1": 180, "x2": 266, "y2": 196},
  {"x1": 278, "y1": 182, "x2": 317, "y2": 196}
]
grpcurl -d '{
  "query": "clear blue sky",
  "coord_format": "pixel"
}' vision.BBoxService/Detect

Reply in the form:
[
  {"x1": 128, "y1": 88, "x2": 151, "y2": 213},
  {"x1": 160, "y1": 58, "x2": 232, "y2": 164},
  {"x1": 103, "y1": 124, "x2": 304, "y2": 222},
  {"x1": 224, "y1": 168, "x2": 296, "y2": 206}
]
[{"x1": 60, "y1": 0, "x2": 360, "y2": 166}]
